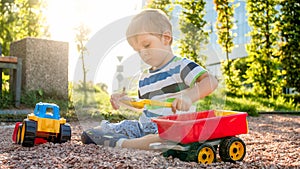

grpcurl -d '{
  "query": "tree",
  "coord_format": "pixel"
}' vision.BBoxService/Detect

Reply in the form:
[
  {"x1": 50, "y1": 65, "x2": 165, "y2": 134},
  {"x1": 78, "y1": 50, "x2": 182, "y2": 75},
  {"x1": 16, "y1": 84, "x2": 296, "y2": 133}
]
[
  {"x1": 245, "y1": 0, "x2": 282, "y2": 97},
  {"x1": 75, "y1": 23, "x2": 91, "y2": 104},
  {"x1": 177, "y1": 0, "x2": 208, "y2": 66},
  {"x1": 223, "y1": 57, "x2": 249, "y2": 95},
  {"x1": 214, "y1": 0, "x2": 235, "y2": 62},
  {"x1": 146, "y1": 0, "x2": 208, "y2": 66},
  {"x1": 277, "y1": 0, "x2": 300, "y2": 93},
  {"x1": 0, "y1": 0, "x2": 49, "y2": 56},
  {"x1": 214, "y1": 0, "x2": 236, "y2": 93},
  {"x1": 146, "y1": 0, "x2": 173, "y2": 17}
]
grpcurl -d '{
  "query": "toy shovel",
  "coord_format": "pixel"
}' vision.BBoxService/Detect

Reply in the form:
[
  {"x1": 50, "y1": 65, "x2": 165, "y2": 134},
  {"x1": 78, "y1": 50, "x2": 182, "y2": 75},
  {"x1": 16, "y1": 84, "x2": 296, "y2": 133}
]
[{"x1": 119, "y1": 99, "x2": 172, "y2": 109}]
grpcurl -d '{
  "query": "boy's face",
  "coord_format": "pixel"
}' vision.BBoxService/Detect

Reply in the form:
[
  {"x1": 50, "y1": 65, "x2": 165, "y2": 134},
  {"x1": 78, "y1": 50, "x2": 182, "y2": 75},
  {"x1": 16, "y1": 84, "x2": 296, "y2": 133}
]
[{"x1": 130, "y1": 32, "x2": 172, "y2": 69}]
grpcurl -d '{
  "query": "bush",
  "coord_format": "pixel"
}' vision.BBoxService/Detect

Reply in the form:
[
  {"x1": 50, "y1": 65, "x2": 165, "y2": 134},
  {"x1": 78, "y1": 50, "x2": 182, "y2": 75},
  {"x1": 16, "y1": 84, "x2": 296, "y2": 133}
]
[
  {"x1": 284, "y1": 94, "x2": 300, "y2": 104},
  {"x1": 0, "y1": 91, "x2": 14, "y2": 109},
  {"x1": 0, "y1": 113, "x2": 27, "y2": 122}
]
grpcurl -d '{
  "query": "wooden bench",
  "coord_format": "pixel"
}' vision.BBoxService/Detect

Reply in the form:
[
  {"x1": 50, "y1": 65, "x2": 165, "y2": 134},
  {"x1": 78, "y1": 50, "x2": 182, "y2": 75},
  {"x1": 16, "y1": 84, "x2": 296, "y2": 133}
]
[{"x1": 0, "y1": 56, "x2": 22, "y2": 107}]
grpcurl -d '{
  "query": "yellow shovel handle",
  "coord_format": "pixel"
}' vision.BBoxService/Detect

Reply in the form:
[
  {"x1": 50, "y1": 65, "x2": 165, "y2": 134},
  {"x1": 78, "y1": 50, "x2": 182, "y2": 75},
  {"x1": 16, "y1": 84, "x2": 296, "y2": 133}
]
[
  {"x1": 145, "y1": 100, "x2": 172, "y2": 107},
  {"x1": 120, "y1": 99, "x2": 172, "y2": 109}
]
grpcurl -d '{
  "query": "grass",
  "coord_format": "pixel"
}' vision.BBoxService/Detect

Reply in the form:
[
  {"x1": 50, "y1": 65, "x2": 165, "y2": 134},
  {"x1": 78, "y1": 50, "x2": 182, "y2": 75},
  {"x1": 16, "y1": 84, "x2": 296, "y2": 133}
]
[
  {"x1": 196, "y1": 93, "x2": 299, "y2": 117},
  {"x1": 1, "y1": 84, "x2": 299, "y2": 122},
  {"x1": 71, "y1": 89, "x2": 299, "y2": 121}
]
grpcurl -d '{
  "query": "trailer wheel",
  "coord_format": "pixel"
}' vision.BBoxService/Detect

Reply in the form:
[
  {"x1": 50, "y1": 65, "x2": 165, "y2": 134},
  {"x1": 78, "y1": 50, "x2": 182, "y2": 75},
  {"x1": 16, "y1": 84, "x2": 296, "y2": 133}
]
[
  {"x1": 162, "y1": 149, "x2": 179, "y2": 159},
  {"x1": 16, "y1": 124, "x2": 23, "y2": 144},
  {"x1": 21, "y1": 120, "x2": 37, "y2": 147},
  {"x1": 196, "y1": 144, "x2": 216, "y2": 164},
  {"x1": 219, "y1": 137, "x2": 246, "y2": 162},
  {"x1": 57, "y1": 124, "x2": 71, "y2": 143}
]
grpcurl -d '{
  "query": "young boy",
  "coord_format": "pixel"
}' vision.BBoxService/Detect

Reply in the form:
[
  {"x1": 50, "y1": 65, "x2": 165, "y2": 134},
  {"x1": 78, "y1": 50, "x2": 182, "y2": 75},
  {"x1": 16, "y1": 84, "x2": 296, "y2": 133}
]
[{"x1": 81, "y1": 9, "x2": 218, "y2": 150}]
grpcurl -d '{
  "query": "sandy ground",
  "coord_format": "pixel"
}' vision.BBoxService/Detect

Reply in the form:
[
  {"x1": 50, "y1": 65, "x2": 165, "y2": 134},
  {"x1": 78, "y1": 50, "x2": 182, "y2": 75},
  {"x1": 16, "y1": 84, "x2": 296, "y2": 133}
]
[{"x1": 0, "y1": 114, "x2": 299, "y2": 168}]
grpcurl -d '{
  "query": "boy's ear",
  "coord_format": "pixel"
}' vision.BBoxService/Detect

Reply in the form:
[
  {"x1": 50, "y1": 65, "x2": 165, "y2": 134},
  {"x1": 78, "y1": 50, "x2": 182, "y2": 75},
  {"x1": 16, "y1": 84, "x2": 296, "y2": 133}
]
[{"x1": 162, "y1": 31, "x2": 172, "y2": 45}]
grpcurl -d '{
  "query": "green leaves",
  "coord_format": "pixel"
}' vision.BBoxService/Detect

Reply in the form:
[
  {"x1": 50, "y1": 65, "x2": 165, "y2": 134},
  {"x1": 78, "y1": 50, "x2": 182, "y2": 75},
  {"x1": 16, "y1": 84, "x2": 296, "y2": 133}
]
[
  {"x1": 146, "y1": 0, "x2": 208, "y2": 66},
  {"x1": 0, "y1": 0, "x2": 49, "y2": 56},
  {"x1": 146, "y1": 0, "x2": 299, "y2": 97},
  {"x1": 245, "y1": 0, "x2": 283, "y2": 97},
  {"x1": 178, "y1": 0, "x2": 208, "y2": 66},
  {"x1": 277, "y1": 0, "x2": 300, "y2": 93},
  {"x1": 214, "y1": 0, "x2": 236, "y2": 92},
  {"x1": 146, "y1": 0, "x2": 173, "y2": 17}
]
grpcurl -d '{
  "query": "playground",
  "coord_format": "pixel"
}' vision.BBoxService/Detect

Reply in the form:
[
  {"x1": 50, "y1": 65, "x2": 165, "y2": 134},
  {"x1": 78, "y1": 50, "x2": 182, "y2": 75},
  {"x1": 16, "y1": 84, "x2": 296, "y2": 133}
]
[
  {"x1": 1, "y1": 1, "x2": 299, "y2": 168},
  {"x1": 1, "y1": 114, "x2": 299, "y2": 168}
]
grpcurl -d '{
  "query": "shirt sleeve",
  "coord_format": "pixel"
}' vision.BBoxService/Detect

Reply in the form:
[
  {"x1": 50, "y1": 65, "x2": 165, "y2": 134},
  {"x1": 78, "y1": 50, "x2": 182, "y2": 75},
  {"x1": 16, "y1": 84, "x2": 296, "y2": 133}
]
[{"x1": 180, "y1": 59, "x2": 207, "y2": 87}]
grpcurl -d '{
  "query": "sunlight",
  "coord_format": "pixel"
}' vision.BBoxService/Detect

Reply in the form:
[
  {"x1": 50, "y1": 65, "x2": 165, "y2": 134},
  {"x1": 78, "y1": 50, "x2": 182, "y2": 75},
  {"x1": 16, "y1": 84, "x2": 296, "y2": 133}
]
[
  {"x1": 45, "y1": 0, "x2": 142, "y2": 41},
  {"x1": 44, "y1": 0, "x2": 144, "y2": 84}
]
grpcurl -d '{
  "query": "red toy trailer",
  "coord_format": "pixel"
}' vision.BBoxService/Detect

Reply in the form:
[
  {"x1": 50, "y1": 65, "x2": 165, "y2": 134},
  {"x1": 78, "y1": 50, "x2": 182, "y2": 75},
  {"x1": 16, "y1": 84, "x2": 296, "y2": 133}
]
[{"x1": 151, "y1": 110, "x2": 248, "y2": 164}]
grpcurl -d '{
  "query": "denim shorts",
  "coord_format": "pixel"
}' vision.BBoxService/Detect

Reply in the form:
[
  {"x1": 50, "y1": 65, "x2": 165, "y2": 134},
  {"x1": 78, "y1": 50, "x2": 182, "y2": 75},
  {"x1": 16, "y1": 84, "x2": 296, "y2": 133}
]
[{"x1": 100, "y1": 119, "x2": 158, "y2": 139}]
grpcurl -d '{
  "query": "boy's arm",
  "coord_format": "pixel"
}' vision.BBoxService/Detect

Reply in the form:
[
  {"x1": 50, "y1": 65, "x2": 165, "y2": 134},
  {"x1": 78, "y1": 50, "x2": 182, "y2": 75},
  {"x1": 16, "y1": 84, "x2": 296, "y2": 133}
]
[{"x1": 171, "y1": 72, "x2": 218, "y2": 112}]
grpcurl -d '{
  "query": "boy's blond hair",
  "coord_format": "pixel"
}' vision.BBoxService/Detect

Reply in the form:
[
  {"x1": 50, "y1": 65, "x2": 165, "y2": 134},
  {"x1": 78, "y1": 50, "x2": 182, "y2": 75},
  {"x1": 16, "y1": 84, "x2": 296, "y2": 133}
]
[{"x1": 126, "y1": 9, "x2": 173, "y2": 46}]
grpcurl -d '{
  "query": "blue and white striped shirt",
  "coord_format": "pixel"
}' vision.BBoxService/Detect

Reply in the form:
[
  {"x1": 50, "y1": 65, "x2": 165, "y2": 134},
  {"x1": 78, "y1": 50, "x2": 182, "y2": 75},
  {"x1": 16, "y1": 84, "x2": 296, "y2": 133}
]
[{"x1": 138, "y1": 56, "x2": 207, "y2": 119}]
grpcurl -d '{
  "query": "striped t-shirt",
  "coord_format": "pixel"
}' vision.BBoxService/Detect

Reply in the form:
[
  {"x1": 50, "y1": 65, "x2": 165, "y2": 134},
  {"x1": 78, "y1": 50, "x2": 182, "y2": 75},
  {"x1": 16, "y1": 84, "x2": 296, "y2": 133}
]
[{"x1": 138, "y1": 56, "x2": 207, "y2": 118}]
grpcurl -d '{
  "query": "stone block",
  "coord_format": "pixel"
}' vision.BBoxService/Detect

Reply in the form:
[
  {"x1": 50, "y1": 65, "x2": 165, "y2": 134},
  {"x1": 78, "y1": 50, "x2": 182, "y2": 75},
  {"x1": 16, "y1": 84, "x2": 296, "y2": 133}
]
[{"x1": 10, "y1": 38, "x2": 69, "y2": 100}]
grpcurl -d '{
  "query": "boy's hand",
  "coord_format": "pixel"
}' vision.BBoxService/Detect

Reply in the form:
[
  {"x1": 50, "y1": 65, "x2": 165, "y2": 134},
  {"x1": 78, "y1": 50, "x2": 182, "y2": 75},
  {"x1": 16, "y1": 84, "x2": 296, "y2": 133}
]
[
  {"x1": 171, "y1": 95, "x2": 193, "y2": 113},
  {"x1": 110, "y1": 93, "x2": 127, "y2": 110}
]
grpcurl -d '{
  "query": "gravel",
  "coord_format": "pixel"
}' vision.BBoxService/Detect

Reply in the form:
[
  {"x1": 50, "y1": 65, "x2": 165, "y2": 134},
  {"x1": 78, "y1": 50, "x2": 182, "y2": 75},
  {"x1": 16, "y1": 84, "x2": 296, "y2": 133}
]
[{"x1": 0, "y1": 114, "x2": 299, "y2": 169}]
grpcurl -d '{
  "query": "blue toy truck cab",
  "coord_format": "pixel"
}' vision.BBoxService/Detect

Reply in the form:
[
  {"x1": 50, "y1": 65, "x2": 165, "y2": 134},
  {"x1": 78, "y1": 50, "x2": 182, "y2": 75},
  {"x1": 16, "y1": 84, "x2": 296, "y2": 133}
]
[{"x1": 34, "y1": 102, "x2": 60, "y2": 120}]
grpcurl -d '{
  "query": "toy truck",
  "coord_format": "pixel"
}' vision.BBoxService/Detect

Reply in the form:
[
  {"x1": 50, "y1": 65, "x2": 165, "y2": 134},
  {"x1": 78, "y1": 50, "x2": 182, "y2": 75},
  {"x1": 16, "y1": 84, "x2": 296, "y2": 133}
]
[
  {"x1": 12, "y1": 102, "x2": 71, "y2": 147},
  {"x1": 150, "y1": 110, "x2": 248, "y2": 164}
]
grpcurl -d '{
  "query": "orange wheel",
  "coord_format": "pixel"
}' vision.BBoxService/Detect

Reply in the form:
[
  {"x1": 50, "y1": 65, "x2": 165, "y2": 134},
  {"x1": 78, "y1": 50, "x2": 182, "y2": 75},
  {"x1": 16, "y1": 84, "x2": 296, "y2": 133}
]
[
  {"x1": 219, "y1": 137, "x2": 246, "y2": 162},
  {"x1": 197, "y1": 144, "x2": 216, "y2": 164},
  {"x1": 16, "y1": 124, "x2": 22, "y2": 144}
]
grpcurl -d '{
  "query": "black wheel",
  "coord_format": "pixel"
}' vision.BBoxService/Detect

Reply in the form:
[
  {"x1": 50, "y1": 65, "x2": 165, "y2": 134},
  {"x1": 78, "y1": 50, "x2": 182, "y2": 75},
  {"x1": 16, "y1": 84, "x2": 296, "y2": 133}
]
[
  {"x1": 162, "y1": 149, "x2": 179, "y2": 158},
  {"x1": 21, "y1": 120, "x2": 37, "y2": 147},
  {"x1": 219, "y1": 137, "x2": 246, "y2": 162},
  {"x1": 214, "y1": 145, "x2": 218, "y2": 152},
  {"x1": 57, "y1": 123, "x2": 71, "y2": 143},
  {"x1": 16, "y1": 124, "x2": 23, "y2": 144},
  {"x1": 196, "y1": 143, "x2": 216, "y2": 164}
]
